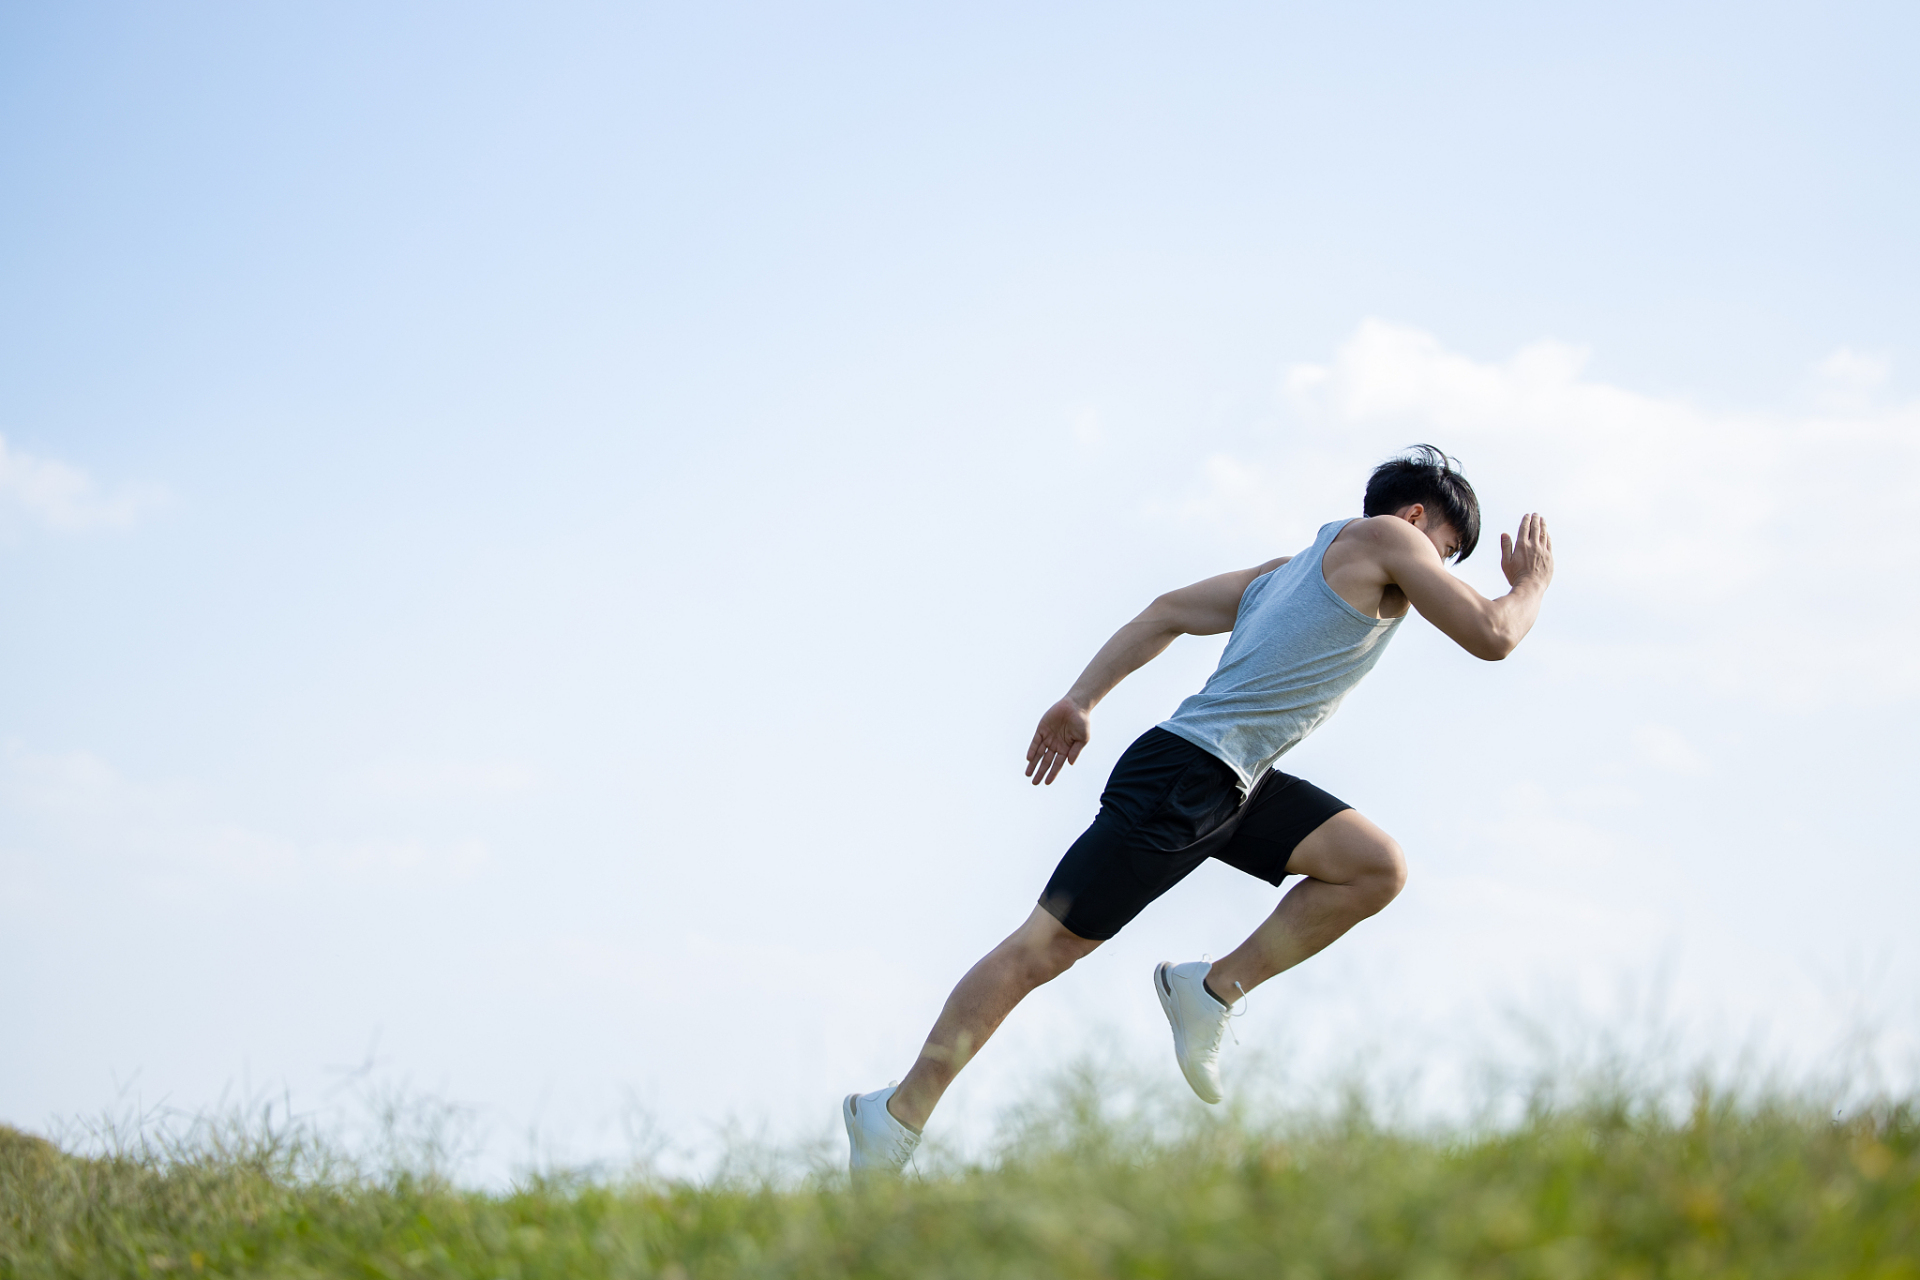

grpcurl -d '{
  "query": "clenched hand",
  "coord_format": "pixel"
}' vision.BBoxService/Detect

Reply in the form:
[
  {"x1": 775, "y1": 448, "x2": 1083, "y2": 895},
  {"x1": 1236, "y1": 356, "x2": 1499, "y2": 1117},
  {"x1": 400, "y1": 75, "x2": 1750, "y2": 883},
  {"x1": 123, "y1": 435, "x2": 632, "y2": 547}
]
[{"x1": 1025, "y1": 696, "x2": 1090, "y2": 786}]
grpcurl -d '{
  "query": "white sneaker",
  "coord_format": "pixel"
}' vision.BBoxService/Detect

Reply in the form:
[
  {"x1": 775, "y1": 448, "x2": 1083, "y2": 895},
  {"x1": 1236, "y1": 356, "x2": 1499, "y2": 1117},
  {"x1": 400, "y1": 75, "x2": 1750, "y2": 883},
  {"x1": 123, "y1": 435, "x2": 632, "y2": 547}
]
[
  {"x1": 1154, "y1": 960, "x2": 1239, "y2": 1104},
  {"x1": 843, "y1": 1083, "x2": 920, "y2": 1176}
]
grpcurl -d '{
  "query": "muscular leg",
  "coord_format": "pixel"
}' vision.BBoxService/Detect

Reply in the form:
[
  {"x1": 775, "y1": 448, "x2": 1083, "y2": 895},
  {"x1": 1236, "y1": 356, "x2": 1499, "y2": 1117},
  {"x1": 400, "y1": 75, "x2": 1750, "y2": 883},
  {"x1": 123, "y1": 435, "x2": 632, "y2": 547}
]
[
  {"x1": 888, "y1": 905, "x2": 1101, "y2": 1132},
  {"x1": 1205, "y1": 809, "x2": 1406, "y2": 1000}
]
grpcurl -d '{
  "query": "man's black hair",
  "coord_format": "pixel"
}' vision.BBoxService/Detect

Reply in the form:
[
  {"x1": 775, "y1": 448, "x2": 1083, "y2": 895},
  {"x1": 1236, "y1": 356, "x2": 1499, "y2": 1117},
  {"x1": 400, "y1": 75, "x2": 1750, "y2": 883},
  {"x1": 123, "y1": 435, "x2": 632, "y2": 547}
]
[{"x1": 1362, "y1": 444, "x2": 1481, "y2": 562}]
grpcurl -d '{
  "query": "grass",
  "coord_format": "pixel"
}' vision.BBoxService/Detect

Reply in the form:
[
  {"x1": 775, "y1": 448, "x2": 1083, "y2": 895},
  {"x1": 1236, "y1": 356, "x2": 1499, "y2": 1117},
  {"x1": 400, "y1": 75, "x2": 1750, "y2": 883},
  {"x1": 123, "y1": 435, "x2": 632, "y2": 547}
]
[{"x1": 4, "y1": 1069, "x2": 1918, "y2": 1279}]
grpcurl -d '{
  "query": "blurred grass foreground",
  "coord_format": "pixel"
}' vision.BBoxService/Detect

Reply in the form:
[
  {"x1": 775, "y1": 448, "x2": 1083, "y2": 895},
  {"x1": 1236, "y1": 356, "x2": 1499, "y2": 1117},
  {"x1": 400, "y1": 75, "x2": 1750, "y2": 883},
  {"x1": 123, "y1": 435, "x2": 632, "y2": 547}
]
[{"x1": 5, "y1": 1068, "x2": 1918, "y2": 1279}]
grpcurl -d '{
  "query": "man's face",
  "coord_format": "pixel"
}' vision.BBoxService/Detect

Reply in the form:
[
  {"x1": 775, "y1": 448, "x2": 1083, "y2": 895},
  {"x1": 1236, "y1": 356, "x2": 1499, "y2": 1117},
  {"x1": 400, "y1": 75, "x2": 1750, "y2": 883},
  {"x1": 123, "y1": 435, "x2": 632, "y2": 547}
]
[{"x1": 1398, "y1": 504, "x2": 1462, "y2": 562}]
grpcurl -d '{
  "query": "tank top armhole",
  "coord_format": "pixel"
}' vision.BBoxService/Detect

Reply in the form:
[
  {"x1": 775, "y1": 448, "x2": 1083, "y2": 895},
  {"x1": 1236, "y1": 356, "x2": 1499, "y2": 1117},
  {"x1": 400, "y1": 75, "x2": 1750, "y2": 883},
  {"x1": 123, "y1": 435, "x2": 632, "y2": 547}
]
[{"x1": 1238, "y1": 568, "x2": 1275, "y2": 613}]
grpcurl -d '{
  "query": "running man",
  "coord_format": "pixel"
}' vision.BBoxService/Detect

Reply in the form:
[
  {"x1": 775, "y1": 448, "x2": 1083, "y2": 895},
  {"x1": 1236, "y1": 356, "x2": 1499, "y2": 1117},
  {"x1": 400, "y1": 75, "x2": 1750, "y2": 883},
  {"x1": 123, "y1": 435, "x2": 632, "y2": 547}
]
[{"x1": 844, "y1": 445, "x2": 1554, "y2": 1173}]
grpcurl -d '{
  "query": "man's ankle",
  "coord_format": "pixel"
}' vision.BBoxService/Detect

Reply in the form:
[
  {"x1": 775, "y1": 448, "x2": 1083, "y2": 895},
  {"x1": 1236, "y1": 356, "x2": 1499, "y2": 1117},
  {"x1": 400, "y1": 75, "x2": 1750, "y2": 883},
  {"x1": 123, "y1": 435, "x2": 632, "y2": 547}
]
[
  {"x1": 885, "y1": 1091, "x2": 925, "y2": 1135},
  {"x1": 1202, "y1": 975, "x2": 1235, "y2": 1008}
]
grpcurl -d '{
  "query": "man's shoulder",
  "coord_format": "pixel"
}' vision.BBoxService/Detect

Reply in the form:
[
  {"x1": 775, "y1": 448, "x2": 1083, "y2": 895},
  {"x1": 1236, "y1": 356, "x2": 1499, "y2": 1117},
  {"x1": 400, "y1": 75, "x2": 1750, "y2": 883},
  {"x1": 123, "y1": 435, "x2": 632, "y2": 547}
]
[
  {"x1": 1322, "y1": 516, "x2": 1431, "y2": 589},
  {"x1": 1333, "y1": 515, "x2": 1423, "y2": 552}
]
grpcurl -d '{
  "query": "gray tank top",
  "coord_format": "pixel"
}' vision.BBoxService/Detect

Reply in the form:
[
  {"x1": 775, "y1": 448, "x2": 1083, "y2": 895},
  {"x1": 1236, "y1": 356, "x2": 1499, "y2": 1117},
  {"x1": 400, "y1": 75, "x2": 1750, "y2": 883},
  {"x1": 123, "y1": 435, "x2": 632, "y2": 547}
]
[{"x1": 1159, "y1": 518, "x2": 1403, "y2": 794}]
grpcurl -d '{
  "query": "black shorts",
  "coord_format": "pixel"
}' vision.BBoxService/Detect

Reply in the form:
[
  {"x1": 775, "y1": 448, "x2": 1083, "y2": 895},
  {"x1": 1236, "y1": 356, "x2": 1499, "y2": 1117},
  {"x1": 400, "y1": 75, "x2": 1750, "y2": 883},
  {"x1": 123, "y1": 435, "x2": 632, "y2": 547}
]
[{"x1": 1038, "y1": 727, "x2": 1352, "y2": 941}]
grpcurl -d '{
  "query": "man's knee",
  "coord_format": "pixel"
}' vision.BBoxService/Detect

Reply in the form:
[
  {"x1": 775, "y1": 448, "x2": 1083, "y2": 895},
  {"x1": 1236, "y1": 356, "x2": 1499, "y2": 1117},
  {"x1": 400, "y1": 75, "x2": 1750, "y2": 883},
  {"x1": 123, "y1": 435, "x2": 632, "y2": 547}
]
[
  {"x1": 1355, "y1": 837, "x2": 1407, "y2": 913},
  {"x1": 1295, "y1": 810, "x2": 1406, "y2": 912},
  {"x1": 1029, "y1": 932, "x2": 1098, "y2": 985},
  {"x1": 1007, "y1": 911, "x2": 1101, "y2": 986}
]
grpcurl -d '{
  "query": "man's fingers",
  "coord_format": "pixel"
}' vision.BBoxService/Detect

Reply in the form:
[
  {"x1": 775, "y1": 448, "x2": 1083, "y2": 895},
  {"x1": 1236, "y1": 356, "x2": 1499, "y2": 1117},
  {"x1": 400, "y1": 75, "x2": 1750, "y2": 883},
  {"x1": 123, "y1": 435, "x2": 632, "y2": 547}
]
[
  {"x1": 1030, "y1": 738, "x2": 1061, "y2": 774},
  {"x1": 1035, "y1": 743, "x2": 1061, "y2": 784},
  {"x1": 1501, "y1": 531, "x2": 1513, "y2": 558},
  {"x1": 1066, "y1": 740, "x2": 1084, "y2": 765},
  {"x1": 1023, "y1": 736, "x2": 1073, "y2": 786},
  {"x1": 1027, "y1": 721, "x2": 1064, "y2": 769}
]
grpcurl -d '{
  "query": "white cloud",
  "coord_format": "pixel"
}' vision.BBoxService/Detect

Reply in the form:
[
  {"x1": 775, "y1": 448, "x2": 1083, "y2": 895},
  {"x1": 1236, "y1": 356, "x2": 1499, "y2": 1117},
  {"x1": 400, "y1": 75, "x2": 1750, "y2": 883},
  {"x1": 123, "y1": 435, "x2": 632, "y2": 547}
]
[
  {"x1": 0, "y1": 742, "x2": 494, "y2": 909},
  {"x1": 1071, "y1": 408, "x2": 1103, "y2": 447},
  {"x1": 1632, "y1": 723, "x2": 1711, "y2": 776},
  {"x1": 1176, "y1": 320, "x2": 1920, "y2": 706},
  {"x1": 1815, "y1": 347, "x2": 1891, "y2": 411},
  {"x1": 1280, "y1": 320, "x2": 1791, "y2": 595},
  {"x1": 0, "y1": 434, "x2": 167, "y2": 532},
  {"x1": 353, "y1": 760, "x2": 541, "y2": 801}
]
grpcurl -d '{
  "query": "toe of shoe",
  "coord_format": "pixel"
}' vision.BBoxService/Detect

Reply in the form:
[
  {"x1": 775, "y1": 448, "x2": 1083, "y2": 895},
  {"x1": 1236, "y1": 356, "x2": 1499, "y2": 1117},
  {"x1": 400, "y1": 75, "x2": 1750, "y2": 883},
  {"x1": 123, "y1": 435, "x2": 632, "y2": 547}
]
[{"x1": 1179, "y1": 1061, "x2": 1223, "y2": 1104}]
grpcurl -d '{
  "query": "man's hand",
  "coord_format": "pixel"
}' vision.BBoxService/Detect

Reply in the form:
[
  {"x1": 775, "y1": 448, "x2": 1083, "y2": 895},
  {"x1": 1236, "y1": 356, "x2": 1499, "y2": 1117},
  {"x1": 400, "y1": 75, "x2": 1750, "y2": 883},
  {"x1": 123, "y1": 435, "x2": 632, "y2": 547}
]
[
  {"x1": 1025, "y1": 697, "x2": 1090, "y2": 786},
  {"x1": 1499, "y1": 513, "x2": 1554, "y2": 590}
]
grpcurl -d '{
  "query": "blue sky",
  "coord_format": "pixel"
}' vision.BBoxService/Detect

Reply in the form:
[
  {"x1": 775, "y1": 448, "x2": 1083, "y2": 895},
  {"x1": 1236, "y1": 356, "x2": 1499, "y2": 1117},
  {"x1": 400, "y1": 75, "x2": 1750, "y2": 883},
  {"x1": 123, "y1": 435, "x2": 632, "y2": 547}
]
[{"x1": 3, "y1": 1, "x2": 1916, "y2": 1175}]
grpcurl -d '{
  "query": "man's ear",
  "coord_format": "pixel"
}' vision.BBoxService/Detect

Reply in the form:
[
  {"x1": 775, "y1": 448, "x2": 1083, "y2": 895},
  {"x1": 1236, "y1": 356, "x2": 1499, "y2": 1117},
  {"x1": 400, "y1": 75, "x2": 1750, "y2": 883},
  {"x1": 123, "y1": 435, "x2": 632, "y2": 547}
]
[{"x1": 1398, "y1": 502, "x2": 1427, "y2": 527}]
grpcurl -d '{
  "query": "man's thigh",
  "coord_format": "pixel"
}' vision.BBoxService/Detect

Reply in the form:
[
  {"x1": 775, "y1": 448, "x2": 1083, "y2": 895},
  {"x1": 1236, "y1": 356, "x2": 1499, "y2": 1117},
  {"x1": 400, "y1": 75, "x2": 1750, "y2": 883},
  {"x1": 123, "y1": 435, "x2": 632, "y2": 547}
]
[
  {"x1": 1208, "y1": 771, "x2": 1353, "y2": 885},
  {"x1": 1284, "y1": 809, "x2": 1403, "y2": 885}
]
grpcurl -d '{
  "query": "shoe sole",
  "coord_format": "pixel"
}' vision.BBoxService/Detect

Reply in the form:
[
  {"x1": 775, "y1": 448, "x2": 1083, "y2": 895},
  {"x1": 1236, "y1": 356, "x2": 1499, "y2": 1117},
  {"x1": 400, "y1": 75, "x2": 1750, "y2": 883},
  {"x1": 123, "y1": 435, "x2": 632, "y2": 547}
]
[{"x1": 1154, "y1": 961, "x2": 1224, "y2": 1105}]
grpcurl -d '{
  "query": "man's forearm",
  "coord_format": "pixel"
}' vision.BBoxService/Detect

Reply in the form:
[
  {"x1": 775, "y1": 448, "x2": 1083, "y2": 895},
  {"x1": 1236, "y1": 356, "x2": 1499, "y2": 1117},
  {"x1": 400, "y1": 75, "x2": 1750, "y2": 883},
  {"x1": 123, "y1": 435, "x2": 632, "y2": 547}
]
[
  {"x1": 1064, "y1": 617, "x2": 1181, "y2": 710},
  {"x1": 1484, "y1": 578, "x2": 1547, "y2": 657}
]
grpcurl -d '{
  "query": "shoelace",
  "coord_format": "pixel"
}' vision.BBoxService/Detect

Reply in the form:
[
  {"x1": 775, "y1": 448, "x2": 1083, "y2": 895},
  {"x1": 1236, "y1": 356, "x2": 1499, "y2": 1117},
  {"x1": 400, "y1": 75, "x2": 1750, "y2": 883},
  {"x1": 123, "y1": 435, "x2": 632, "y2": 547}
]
[{"x1": 1201, "y1": 955, "x2": 1251, "y2": 1047}]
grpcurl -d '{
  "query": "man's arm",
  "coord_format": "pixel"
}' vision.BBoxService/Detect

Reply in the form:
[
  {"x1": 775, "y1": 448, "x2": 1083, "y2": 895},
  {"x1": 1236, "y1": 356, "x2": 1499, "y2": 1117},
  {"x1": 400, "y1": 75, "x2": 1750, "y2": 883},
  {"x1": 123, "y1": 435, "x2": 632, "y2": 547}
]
[
  {"x1": 1024, "y1": 557, "x2": 1288, "y2": 785},
  {"x1": 1383, "y1": 513, "x2": 1554, "y2": 661}
]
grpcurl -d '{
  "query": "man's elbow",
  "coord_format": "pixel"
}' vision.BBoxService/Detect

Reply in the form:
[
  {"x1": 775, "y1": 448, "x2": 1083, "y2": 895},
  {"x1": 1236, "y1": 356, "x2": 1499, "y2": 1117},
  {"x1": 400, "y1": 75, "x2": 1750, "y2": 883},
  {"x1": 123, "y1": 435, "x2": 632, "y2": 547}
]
[
  {"x1": 1470, "y1": 624, "x2": 1521, "y2": 661},
  {"x1": 1140, "y1": 595, "x2": 1194, "y2": 637}
]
